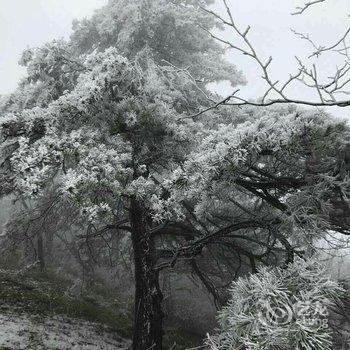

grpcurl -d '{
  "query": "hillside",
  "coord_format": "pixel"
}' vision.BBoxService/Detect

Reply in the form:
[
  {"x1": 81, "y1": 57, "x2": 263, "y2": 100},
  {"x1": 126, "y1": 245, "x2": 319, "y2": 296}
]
[
  {"x1": 0, "y1": 270, "x2": 131, "y2": 349},
  {"x1": 0, "y1": 310, "x2": 130, "y2": 349}
]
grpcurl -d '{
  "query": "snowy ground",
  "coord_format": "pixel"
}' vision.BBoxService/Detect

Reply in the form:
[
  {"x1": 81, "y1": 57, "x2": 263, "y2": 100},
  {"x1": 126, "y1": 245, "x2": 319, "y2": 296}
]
[{"x1": 0, "y1": 307, "x2": 130, "y2": 349}]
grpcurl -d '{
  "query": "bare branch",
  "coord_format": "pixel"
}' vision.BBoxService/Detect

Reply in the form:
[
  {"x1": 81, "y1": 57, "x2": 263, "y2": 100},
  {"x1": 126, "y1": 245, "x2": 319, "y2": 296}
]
[
  {"x1": 294, "y1": 27, "x2": 350, "y2": 58},
  {"x1": 193, "y1": 0, "x2": 350, "y2": 114},
  {"x1": 185, "y1": 90, "x2": 240, "y2": 119},
  {"x1": 292, "y1": 0, "x2": 326, "y2": 15}
]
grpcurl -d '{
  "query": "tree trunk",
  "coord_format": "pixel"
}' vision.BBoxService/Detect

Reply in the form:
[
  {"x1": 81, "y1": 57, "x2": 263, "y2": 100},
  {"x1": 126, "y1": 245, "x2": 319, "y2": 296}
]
[
  {"x1": 37, "y1": 232, "x2": 45, "y2": 272},
  {"x1": 130, "y1": 198, "x2": 163, "y2": 350}
]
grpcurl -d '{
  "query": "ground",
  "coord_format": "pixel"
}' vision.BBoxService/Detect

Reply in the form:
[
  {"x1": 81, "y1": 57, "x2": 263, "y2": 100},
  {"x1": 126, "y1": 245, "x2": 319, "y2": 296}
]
[
  {"x1": 0, "y1": 270, "x2": 131, "y2": 349},
  {"x1": 0, "y1": 269, "x2": 201, "y2": 349},
  {"x1": 0, "y1": 306, "x2": 130, "y2": 349}
]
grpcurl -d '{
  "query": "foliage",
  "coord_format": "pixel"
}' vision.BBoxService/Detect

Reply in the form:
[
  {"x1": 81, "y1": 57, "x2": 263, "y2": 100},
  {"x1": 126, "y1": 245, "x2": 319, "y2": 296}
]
[
  {"x1": 207, "y1": 257, "x2": 345, "y2": 350},
  {"x1": 170, "y1": 109, "x2": 350, "y2": 236}
]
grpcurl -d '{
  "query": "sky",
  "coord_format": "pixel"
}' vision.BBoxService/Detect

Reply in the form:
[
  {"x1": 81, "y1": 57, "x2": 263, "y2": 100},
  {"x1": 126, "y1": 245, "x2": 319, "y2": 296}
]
[
  {"x1": 0, "y1": 0, "x2": 349, "y2": 118},
  {"x1": 0, "y1": 0, "x2": 107, "y2": 93}
]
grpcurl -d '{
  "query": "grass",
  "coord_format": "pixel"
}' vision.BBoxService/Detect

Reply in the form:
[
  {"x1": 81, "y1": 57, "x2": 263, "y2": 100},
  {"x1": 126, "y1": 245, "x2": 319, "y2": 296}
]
[
  {"x1": 0, "y1": 269, "x2": 204, "y2": 349},
  {"x1": 163, "y1": 327, "x2": 204, "y2": 349},
  {"x1": 0, "y1": 269, "x2": 133, "y2": 338}
]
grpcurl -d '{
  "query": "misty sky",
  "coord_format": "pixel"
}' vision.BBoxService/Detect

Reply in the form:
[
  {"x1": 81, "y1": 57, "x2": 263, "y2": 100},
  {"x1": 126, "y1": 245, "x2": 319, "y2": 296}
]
[
  {"x1": 0, "y1": 0, "x2": 107, "y2": 93},
  {"x1": 0, "y1": 0, "x2": 349, "y2": 118}
]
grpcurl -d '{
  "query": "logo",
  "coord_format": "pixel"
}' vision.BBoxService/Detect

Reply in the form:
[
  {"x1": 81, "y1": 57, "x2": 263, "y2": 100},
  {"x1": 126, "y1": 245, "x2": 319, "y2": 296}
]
[
  {"x1": 259, "y1": 300, "x2": 294, "y2": 326},
  {"x1": 258, "y1": 299, "x2": 329, "y2": 329}
]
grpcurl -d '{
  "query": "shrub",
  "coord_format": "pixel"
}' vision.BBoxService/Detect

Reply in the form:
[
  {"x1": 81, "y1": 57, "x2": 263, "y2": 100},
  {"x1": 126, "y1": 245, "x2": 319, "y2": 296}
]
[{"x1": 207, "y1": 258, "x2": 345, "y2": 350}]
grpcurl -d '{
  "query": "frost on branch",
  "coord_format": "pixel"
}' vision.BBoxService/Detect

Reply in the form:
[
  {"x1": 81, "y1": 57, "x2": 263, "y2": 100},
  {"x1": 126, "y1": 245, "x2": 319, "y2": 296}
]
[
  {"x1": 1, "y1": 47, "x2": 203, "y2": 223},
  {"x1": 167, "y1": 109, "x2": 350, "y2": 238},
  {"x1": 70, "y1": 0, "x2": 245, "y2": 88},
  {"x1": 207, "y1": 257, "x2": 344, "y2": 350}
]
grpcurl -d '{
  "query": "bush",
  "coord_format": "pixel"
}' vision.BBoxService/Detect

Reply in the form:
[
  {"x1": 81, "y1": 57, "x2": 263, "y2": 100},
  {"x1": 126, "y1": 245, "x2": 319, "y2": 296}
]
[{"x1": 207, "y1": 258, "x2": 345, "y2": 350}]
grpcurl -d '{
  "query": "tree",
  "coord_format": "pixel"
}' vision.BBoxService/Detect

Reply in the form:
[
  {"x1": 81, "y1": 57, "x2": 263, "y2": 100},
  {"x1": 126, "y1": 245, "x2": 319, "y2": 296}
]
[
  {"x1": 1, "y1": 1, "x2": 350, "y2": 349},
  {"x1": 1, "y1": 49, "x2": 201, "y2": 350},
  {"x1": 0, "y1": 1, "x2": 242, "y2": 348}
]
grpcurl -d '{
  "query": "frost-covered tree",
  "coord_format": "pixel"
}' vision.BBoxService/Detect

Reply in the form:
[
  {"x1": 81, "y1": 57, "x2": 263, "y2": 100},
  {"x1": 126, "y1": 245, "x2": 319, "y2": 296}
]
[
  {"x1": 1, "y1": 49, "x2": 204, "y2": 350},
  {"x1": 1, "y1": 1, "x2": 350, "y2": 349},
  {"x1": 0, "y1": 1, "x2": 243, "y2": 349},
  {"x1": 164, "y1": 109, "x2": 350, "y2": 267},
  {"x1": 0, "y1": 0, "x2": 244, "y2": 114}
]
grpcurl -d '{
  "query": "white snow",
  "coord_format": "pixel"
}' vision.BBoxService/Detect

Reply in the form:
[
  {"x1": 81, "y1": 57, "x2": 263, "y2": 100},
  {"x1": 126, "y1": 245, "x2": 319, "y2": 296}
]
[{"x1": 0, "y1": 308, "x2": 130, "y2": 349}]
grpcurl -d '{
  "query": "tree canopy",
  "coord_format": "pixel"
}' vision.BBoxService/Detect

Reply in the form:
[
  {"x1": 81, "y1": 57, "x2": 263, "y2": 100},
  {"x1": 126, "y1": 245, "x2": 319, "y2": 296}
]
[{"x1": 0, "y1": 0, "x2": 350, "y2": 349}]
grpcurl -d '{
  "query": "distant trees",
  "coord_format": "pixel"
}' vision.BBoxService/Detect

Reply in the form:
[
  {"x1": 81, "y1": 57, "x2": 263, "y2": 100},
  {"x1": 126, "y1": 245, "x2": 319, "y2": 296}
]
[{"x1": 0, "y1": 1, "x2": 350, "y2": 349}]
